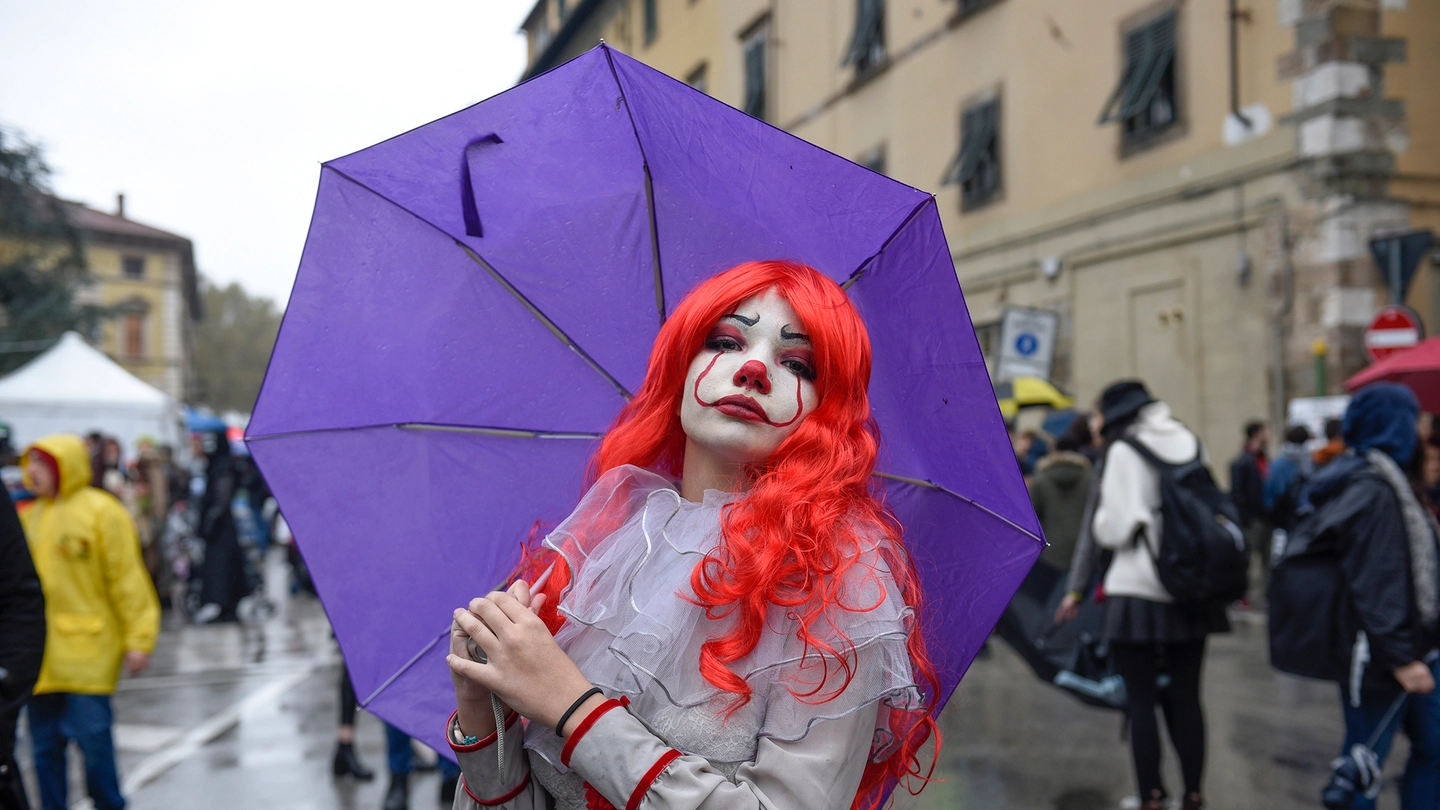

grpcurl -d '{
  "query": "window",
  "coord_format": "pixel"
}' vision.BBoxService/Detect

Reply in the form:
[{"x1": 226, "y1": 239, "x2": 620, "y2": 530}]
[
  {"x1": 975, "y1": 321, "x2": 1002, "y2": 368},
  {"x1": 686, "y1": 63, "x2": 708, "y2": 94},
  {"x1": 858, "y1": 145, "x2": 886, "y2": 176},
  {"x1": 942, "y1": 97, "x2": 1001, "y2": 210},
  {"x1": 1097, "y1": 9, "x2": 1179, "y2": 147},
  {"x1": 842, "y1": 0, "x2": 886, "y2": 76},
  {"x1": 534, "y1": 14, "x2": 553, "y2": 53},
  {"x1": 122, "y1": 255, "x2": 145, "y2": 278},
  {"x1": 123, "y1": 313, "x2": 145, "y2": 357},
  {"x1": 741, "y1": 21, "x2": 769, "y2": 120},
  {"x1": 556, "y1": 0, "x2": 566, "y2": 18},
  {"x1": 644, "y1": 0, "x2": 658, "y2": 45}
]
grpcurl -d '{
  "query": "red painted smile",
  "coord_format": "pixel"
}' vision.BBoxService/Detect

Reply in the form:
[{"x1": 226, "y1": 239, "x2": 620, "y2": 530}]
[{"x1": 691, "y1": 352, "x2": 806, "y2": 428}]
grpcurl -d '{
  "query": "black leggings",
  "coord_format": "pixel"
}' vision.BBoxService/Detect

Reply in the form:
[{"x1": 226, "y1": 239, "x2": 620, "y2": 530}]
[
  {"x1": 339, "y1": 668, "x2": 358, "y2": 727},
  {"x1": 1112, "y1": 639, "x2": 1207, "y2": 801}
]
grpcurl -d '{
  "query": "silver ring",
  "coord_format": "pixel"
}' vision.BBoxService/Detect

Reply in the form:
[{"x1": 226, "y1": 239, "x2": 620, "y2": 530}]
[{"x1": 466, "y1": 636, "x2": 488, "y2": 664}]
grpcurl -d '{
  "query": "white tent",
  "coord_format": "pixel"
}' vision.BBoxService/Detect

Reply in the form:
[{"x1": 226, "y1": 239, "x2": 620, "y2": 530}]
[{"x1": 0, "y1": 332, "x2": 183, "y2": 458}]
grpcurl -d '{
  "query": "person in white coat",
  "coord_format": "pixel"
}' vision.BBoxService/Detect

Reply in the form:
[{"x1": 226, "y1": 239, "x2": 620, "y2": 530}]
[{"x1": 1091, "y1": 380, "x2": 1229, "y2": 810}]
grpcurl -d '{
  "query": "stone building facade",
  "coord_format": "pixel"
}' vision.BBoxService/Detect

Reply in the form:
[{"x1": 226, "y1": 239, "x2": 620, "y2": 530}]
[{"x1": 519, "y1": 0, "x2": 1440, "y2": 466}]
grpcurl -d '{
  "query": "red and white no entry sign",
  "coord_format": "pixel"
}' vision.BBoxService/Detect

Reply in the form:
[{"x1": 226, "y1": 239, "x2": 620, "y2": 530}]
[{"x1": 1365, "y1": 305, "x2": 1424, "y2": 362}]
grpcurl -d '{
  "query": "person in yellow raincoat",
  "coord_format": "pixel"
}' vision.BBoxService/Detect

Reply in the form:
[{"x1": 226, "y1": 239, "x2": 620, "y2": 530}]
[{"x1": 22, "y1": 434, "x2": 159, "y2": 810}]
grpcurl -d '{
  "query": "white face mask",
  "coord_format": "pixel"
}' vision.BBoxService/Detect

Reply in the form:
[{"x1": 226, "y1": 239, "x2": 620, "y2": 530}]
[{"x1": 680, "y1": 288, "x2": 817, "y2": 466}]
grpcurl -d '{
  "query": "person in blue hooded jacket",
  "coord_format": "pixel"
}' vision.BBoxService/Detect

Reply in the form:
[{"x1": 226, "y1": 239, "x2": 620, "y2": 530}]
[{"x1": 1289, "y1": 383, "x2": 1440, "y2": 809}]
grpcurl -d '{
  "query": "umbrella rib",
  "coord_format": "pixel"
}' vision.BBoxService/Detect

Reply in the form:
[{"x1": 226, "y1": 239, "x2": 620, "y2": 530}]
[
  {"x1": 359, "y1": 627, "x2": 450, "y2": 708},
  {"x1": 323, "y1": 166, "x2": 634, "y2": 403},
  {"x1": 873, "y1": 471, "x2": 1044, "y2": 545},
  {"x1": 842, "y1": 197, "x2": 935, "y2": 291},
  {"x1": 454, "y1": 241, "x2": 634, "y2": 401},
  {"x1": 245, "y1": 422, "x2": 605, "y2": 442},
  {"x1": 601, "y1": 45, "x2": 667, "y2": 326}
]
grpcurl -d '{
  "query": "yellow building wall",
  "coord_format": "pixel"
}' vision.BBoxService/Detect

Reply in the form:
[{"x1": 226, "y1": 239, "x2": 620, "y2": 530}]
[
  {"x1": 524, "y1": 0, "x2": 1440, "y2": 460},
  {"x1": 85, "y1": 244, "x2": 182, "y2": 396}
]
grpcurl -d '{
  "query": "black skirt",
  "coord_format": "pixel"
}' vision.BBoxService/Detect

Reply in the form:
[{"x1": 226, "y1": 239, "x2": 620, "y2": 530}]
[{"x1": 1103, "y1": 595, "x2": 1230, "y2": 645}]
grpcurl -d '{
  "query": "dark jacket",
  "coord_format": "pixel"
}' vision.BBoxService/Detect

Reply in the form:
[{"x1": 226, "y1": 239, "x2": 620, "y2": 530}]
[
  {"x1": 1030, "y1": 451, "x2": 1092, "y2": 571},
  {"x1": 0, "y1": 487, "x2": 46, "y2": 715},
  {"x1": 1230, "y1": 449, "x2": 1268, "y2": 528},
  {"x1": 1282, "y1": 457, "x2": 1437, "y2": 689}
]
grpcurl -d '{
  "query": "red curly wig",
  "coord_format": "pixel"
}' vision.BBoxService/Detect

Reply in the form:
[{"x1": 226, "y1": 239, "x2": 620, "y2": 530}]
[{"x1": 519, "y1": 260, "x2": 940, "y2": 809}]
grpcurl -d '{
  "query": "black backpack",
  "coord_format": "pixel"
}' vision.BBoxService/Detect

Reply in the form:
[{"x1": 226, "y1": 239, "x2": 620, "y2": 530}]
[
  {"x1": 1268, "y1": 480, "x2": 1355, "y2": 682},
  {"x1": 1120, "y1": 437, "x2": 1250, "y2": 606},
  {"x1": 1268, "y1": 515, "x2": 1345, "y2": 681}
]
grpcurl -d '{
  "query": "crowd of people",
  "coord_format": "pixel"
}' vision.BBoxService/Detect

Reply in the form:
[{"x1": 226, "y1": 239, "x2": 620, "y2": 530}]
[
  {"x1": 0, "y1": 426, "x2": 280, "y2": 810},
  {"x1": 1011, "y1": 379, "x2": 1440, "y2": 810},
  {"x1": 6, "y1": 377, "x2": 1440, "y2": 810}
]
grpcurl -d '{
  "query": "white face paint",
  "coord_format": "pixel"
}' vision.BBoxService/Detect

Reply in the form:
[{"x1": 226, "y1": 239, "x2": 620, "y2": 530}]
[{"x1": 680, "y1": 288, "x2": 817, "y2": 466}]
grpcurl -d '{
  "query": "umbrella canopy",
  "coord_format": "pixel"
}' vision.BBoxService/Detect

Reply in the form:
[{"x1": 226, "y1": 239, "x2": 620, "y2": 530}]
[
  {"x1": 1345, "y1": 336, "x2": 1440, "y2": 412},
  {"x1": 995, "y1": 376, "x2": 1074, "y2": 421},
  {"x1": 185, "y1": 407, "x2": 228, "y2": 434},
  {"x1": 247, "y1": 45, "x2": 1041, "y2": 766}
]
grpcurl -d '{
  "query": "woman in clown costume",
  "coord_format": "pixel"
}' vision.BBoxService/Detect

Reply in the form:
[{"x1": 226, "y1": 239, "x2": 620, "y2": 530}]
[{"x1": 444, "y1": 261, "x2": 940, "y2": 810}]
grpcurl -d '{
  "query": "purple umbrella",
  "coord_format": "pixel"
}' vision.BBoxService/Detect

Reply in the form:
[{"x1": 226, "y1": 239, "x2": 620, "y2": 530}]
[{"x1": 247, "y1": 44, "x2": 1041, "y2": 767}]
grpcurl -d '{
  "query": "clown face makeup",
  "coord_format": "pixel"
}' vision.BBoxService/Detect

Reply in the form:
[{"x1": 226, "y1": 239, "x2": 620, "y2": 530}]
[{"x1": 679, "y1": 288, "x2": 817, "y2": 466}]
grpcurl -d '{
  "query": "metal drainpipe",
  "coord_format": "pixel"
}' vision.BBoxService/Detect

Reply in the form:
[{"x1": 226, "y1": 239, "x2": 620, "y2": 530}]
[
  {"x1": 1272, "y1": 208, "x2": 1295, "y2": 435},
  {"x1": 1229, "y1": 0, "x2": 1253, "y2": 129}
]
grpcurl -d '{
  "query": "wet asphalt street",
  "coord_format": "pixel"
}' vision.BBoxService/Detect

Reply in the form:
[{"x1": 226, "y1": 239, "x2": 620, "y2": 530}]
[{"x1": 13, "y1": 549, "x2": 1388, "y2": 810}]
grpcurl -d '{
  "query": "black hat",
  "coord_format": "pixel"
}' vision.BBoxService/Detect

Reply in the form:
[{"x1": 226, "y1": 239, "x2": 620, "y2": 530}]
[{"x1": 1099, "y1": 380, "x2": 1154, "y2": 426}]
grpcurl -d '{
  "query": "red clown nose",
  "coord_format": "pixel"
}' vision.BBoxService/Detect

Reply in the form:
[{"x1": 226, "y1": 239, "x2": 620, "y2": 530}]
[{"x1": 733, "y1": 360, "x2": 771, "y2": 395}]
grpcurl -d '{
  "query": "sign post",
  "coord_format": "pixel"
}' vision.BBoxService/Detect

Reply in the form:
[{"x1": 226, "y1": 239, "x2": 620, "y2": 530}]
[{"x1": 1370, "y1": 230, "x2": 1434, "y2": 304}]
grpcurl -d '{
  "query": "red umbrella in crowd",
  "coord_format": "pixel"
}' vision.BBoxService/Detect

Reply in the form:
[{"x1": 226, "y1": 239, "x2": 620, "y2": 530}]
[{"x1": 1345, "y1": 337, "x2": 1440, "y2": 412}]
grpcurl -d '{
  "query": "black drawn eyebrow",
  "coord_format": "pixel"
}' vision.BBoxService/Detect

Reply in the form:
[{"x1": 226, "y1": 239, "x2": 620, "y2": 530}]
[
  {"x1": 722, "y1": 313, "x2": 759, "y2": 327},
  {"x1": 780, "y1": 325, "x2": 810, "y2": 343}
]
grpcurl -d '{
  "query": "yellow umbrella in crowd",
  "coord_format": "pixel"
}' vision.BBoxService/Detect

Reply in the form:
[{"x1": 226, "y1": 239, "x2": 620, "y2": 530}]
[{"x1": 995, "y1": 376, "x2": 1074, "y2": 421}]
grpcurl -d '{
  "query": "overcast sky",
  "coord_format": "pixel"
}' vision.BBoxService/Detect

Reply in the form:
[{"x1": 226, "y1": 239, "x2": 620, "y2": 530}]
[{"x1": 1, "y1": 0, "x2": 531, "y2": 303}]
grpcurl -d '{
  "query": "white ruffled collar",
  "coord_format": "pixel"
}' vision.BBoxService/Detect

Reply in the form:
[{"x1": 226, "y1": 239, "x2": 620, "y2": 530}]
[{"x1": 523, "y1": 465, "x2": 921, "y2": 771}]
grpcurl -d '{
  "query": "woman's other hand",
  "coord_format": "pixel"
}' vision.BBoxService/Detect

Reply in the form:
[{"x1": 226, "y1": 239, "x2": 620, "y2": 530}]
[
  {"x1": 1054, "y1": 592, "x2": 1082, "y2": 625},
  {"x1": 448, "y1": 589, "x2": 593, "y2": 732}
]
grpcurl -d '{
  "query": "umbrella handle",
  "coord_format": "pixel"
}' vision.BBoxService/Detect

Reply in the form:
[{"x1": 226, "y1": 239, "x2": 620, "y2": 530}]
[
  {"x1": 530, "y1": 563, "x2": 554, "y2": 594},
  {"x1": 461, "y1": 134, "x2": 504, "y2": 238}
]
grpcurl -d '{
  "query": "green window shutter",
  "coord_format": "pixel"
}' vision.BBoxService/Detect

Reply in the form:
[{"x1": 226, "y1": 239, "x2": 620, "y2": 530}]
[
  {"x1": 842, "y1": 0, "x2": 885, "y2": 68},
  {"x1": 943, "y1": 101, "x2": 997, "y2": 187},
  {"x1": 1098, "y1": 11, "x2": 1176, "y2": 125},
  {"x1": 1119, "y1": 11, "x2": 1176, "y2": 120},
  {"x1": 644, "y1": 0, "x2": 658, "y2": 45},
  {"x1": 1098, "y1": 26, "x2": 1149, "y2": 124},
  {"x1": 744, "y1": 37, "x2": 766, "y2": 119}
]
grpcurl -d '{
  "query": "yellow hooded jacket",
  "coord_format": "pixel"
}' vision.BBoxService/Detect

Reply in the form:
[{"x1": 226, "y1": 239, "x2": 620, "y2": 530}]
[{"x1": 23, "y1": 434, "x2": 159, "y2": 695}]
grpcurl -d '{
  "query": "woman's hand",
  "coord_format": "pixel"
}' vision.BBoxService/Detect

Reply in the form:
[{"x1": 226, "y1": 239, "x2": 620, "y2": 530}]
[
  {"x1": 447, "y1": 588, "x2": 595, "y2": 732},
  {"x1": 450, "y1": 580, "x2": 548, "y2": 737}
]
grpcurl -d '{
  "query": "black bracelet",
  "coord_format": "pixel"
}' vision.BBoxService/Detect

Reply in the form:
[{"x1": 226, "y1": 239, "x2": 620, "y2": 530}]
[{"x1": 555, "y1": 686, "x2": 604, "y2": 738}]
